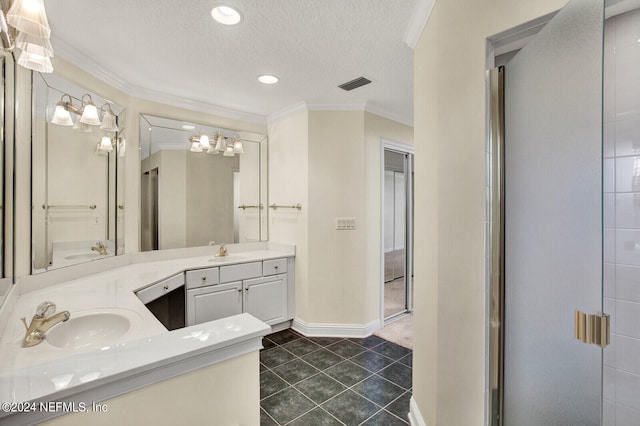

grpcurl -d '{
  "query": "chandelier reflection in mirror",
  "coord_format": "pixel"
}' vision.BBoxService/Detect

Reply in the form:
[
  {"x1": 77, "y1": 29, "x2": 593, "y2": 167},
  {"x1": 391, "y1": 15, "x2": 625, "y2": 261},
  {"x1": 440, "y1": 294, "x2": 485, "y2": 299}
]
[
  {"x1": 51, "y1": 93, "x2": 124, "y2": 156},
  {"x1": 1, "y1": 0, "x2": 55, "y2": 73},
  {"x1": 189, "y1": 132, "x2": 244, "y2": 157}
]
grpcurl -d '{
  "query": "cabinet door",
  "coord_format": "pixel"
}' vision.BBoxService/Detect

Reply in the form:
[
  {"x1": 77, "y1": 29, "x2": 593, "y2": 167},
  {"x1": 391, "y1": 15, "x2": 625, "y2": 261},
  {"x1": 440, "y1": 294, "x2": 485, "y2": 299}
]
[
  {"x1": 243, "y1": 274, "x2": 287, "y2": 325},
  {"x1": 186, "y1": 281, "x2": 242, "y2": 326}
]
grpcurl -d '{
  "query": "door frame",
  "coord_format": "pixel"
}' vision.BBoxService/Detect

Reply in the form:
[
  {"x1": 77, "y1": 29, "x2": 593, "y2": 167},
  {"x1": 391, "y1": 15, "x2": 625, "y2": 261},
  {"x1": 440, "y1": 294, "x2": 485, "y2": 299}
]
[{"x1": 380, "y1": 138, "x2": 414, "y2": 325}]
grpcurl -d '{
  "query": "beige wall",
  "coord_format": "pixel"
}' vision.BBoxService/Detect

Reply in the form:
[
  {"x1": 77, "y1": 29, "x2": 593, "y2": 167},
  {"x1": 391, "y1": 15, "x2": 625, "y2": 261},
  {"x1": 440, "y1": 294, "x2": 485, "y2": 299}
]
[
  {"x1": 412, "y1": 0, "x2": 567, "y2": 424},
  {"x1": 41, "y1": 352, "x2": 260, "y2": 426},
  {"x1": 268, "y1": 111, "x2": 310, "y2": 318},
  {"x1": 186, "y1": 151, "x2": 238, "y2": 246},
  {"x1": 269, "y1": 109, "x2": 412, "y2": 328}
]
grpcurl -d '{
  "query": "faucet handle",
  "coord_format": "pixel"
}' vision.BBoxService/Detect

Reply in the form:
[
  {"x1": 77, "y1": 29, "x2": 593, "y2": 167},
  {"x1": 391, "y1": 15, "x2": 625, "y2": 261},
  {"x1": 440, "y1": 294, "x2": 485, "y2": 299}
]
[{"x1": 36, "y1": 301, "x2": 56, "y2": 317}]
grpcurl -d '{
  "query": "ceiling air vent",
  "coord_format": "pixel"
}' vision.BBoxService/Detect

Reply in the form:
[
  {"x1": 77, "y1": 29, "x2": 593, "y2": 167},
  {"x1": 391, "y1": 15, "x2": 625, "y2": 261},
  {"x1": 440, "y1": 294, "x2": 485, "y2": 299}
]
[{"x1": 338, "y1": 76, "x2": 372, "y2": 91}]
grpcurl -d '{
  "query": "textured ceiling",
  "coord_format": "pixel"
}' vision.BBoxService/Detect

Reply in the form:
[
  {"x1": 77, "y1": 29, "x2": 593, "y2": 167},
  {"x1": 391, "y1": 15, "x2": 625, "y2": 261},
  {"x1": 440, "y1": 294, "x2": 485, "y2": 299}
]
[{"x1": 45, "y1": 0, "x2": 417, "y2": 125}]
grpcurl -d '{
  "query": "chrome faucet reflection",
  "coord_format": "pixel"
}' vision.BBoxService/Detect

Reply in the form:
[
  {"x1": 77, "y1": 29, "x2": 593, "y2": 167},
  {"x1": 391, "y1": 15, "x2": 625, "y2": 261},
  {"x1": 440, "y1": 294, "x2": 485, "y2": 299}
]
[
  {"x1": 21, "y1": 301, "x2": 70, "y2": 347},
  {"x1": 216, "y1": 243, "x2": 228, "y2": 257},
  {"x1": 91, "y1": 241, "x2": 108, "y2": 255}
]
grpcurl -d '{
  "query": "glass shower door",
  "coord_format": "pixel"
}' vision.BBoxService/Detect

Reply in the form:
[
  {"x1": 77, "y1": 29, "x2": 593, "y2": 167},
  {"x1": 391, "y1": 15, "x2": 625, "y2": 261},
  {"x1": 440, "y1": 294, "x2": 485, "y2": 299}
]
[{"x1": 502, "y1": 0, "x2": 604, "y2": 424}]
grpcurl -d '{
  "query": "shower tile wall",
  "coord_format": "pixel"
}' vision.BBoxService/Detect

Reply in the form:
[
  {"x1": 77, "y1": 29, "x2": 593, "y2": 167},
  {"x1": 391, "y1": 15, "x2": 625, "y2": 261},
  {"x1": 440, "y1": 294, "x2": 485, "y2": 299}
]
[{"x1": 603, "y1": 10, "x2": 640, "y2": 426}]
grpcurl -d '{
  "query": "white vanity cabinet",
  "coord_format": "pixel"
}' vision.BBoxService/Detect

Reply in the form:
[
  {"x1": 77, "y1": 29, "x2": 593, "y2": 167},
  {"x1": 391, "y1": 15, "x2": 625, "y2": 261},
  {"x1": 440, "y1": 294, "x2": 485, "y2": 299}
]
[
  {"x1": 187, "y1": 281, "x2": 243, "y2": 325},
  {"x1": 186, "y1": 258, "x2": 292, "y2": 327}
]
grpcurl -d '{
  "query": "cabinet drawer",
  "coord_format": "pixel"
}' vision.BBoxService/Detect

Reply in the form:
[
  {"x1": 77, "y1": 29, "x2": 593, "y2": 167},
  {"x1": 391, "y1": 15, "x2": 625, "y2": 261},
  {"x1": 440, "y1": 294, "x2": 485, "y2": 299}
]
[
  {"x1": 136, "y1": 274, "x2": 184, "y2": 304},
  {"x1": 186, "y1": 267, "x2": 220, "y2": 289},
  {"x1": 263, "y1": 258, "x2": 287, "y2": 276},
  {"x1": 220, "y1": 261, "x2": 262, "y2": 283}
]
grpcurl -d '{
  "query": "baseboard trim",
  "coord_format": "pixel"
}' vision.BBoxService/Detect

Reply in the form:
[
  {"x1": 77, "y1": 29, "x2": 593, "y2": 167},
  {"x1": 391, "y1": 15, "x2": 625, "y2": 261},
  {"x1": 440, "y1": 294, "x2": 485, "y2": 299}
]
[
  {"x1": 409, "y1": 396, "x2": 426, "y2": 426},
  {"x1": 291, "y1": 318, "x2": 381, "y2": 338}
]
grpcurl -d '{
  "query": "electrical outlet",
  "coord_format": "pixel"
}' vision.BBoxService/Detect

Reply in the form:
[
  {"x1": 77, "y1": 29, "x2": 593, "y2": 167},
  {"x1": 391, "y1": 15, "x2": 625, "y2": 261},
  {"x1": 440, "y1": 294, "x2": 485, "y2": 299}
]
[{"x1": 335, "y1": 217, "x2": 357, "y2": 230}]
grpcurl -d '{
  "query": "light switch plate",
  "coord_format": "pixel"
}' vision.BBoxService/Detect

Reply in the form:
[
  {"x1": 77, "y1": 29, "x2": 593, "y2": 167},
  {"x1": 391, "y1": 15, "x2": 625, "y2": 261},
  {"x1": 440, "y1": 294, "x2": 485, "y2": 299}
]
[{"x1": 335, "y1": 217, "x2": 357, "y2": 230}]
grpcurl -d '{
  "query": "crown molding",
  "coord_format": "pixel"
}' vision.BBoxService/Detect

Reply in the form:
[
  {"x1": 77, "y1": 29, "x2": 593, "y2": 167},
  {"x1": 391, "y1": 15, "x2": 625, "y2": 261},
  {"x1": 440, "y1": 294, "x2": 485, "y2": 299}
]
[
  {"x1": 403, "y1": 0, "x2": 436, "y2": 50},
  {"x1": 365, "y1": 103, "x2": 414, "y2": 127},
  {"x1": 267, "y1": 101, "x2": 309, "y2": 125},
  {"x1": 51, "y1": 36, "x2": 267, "y2": 125},
  {"x1": 267, "y1": 100, "x2": 413, "y2": 128}
]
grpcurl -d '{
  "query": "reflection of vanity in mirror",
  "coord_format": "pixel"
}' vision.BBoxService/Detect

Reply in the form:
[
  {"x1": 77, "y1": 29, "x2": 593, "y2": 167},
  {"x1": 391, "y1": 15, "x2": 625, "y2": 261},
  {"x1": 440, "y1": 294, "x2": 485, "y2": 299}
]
[
  {"x1": 139, "y1": 114, "x2": 268, "y2": 251},
  {"x1": 31, "y1": 72, "x2": 125, "y2": 272}
]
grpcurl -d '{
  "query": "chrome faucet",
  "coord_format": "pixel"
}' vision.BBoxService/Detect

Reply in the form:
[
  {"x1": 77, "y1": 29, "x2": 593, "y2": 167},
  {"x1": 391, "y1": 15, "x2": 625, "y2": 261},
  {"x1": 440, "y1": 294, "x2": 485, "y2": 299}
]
[
  {"x1": 21, "y1": 301, "x2": 70, "y2": 347},
  {"x1": 217, "y1": 243, "x2": 228, "y2": 257},
  {"x1": 91, "y1": 241, "x2": 108, "y2": 255}
]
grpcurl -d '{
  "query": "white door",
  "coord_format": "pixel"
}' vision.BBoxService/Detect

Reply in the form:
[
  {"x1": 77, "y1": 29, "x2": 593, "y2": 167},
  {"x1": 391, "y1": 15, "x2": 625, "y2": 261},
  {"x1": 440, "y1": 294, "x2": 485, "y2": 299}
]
[{"x1": 503, "y1": 0, "x2": 604, "y2": 424}]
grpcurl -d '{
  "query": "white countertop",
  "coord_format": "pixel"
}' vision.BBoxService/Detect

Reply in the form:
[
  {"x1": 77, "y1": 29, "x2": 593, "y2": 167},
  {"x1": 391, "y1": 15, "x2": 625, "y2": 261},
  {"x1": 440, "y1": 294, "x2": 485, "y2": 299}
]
[{"x1": 0, "y1": 244, "x2": 293, "y2": 408}]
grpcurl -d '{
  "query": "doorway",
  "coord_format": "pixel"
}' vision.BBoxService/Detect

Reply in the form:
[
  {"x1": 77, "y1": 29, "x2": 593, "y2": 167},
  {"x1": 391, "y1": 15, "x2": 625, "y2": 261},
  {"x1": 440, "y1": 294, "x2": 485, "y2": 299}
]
[
  {"x1": 141, "y1": 168, "x2": 158, "y2": 251},
  {"x1": 382, "y1": 141, "x2": 414, "y2": 323}
]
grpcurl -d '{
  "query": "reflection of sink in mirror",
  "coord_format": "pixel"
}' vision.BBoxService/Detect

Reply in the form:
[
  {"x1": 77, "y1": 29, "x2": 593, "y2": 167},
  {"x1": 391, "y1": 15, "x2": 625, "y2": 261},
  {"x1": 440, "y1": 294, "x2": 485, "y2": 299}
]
[
  {"x1": 209, "y1": 255, "x2": 247, "y2": 263},
  {"x1": 64, "y1": 253, "x2": 101, "y2": 260},
  {"x1": 46, "y1": 310, "x2": 132, "y2": 350},
  {"x1": 46, "y1": 240, "x2": 116, "y2": 271}
]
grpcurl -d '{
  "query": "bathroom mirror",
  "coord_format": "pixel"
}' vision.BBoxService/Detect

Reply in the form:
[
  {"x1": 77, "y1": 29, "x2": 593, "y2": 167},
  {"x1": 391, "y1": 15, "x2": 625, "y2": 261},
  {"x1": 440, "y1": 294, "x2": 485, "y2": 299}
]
[
  {"x1": 140, "y1": 114, "x2": 267, "y2": 251},
  {"x1": 31, "y1": 72, "x2": 125, "y2": 272}
]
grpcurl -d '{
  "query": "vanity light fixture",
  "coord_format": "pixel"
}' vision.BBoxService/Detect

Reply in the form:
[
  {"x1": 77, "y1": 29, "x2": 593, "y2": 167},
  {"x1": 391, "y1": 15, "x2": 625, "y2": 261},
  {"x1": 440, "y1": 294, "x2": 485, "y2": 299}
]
[
  {"x1": 72, "y1": 120, "x2": 91, "y2": 133},
  {"x1": 223, "y1": 145, "x2": 235, "y2": 157},
  {"x1": 233, "y1": 138, "x2": 244, "y2": 154},
  {"x1": 214, "y1": 133, "x2": 225, "y2": 152},
  {"x1": 258, "y1": 74, "x2": 279, "y2": 85},
  {"x1": 6, "y1": 0, "x2": 55, "y2": 73},
  {"x1": 211, "y1": 4, "x2": 242, "y2": 25},
  {"x1": 199, "y1": 134, "x2": 211, "y2": 149},
  {"x1": 99, "y1": 135, "x2": 113, "y2": 152},
  {"x1": 17, "y1": 50, "x2": 52, "y2": 72},
  {"x1": 51, "y1": 94, "x2": 75, "y2": 126},
  {"x1": 7, "y1": 0, "x2": 51, "y2": 38},
  {"x1": 51, "y1": 93, "x2": 122, "y2": 135},
  {"x1": 100, "y1": 104, "x2": 118, "y2": 132},
  {"x1": 15, "y1": 31, "x2": 52, "y2": 56},
  {"x1": 118, "y1": 138, "x2": 126, "y2": 157},
  {"x1": 80, "y1": 94, "x2": 101, "y2": 126},
  {"x1": 188, "y1": 132, "x2": 243, "y2": 157}
]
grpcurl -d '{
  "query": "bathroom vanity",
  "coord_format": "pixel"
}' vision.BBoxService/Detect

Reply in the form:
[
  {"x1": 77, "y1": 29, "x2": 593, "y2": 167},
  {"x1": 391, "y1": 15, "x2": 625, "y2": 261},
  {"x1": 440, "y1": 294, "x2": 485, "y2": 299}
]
[{"x1": 0, "y1": 242, "x2": 294, "y2": 425}]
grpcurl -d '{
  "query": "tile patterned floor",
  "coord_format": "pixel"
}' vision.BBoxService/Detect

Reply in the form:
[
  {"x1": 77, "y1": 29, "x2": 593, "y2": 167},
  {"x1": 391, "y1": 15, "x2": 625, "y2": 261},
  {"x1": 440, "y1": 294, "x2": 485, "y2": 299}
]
[{"x1": 260, "y1": 329, "x2": 413, "y2": 426}]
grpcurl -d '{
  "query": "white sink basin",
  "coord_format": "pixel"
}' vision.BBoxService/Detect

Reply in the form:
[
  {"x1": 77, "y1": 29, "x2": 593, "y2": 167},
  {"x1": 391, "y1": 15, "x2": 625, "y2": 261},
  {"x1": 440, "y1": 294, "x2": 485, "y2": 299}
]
[
  {"x1": 46, "y1": 312, "x2": 131, "y2": 350},
  {"x1": 64, "y1": 253, "x2": 100, "y2": 260},
  {"x1": 209, "y1": 254, "x2": 246, "y2": 263}
]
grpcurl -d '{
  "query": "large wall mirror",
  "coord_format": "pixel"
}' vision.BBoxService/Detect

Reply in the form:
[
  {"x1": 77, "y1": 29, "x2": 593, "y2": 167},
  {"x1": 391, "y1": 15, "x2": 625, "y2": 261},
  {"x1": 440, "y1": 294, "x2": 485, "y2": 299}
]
[
  {"x1": 31, "y1": 72, "x2": 125, "y2": 272},
  {"x1": 140, "y1": 114, "x2": 268, "y2": 251}
]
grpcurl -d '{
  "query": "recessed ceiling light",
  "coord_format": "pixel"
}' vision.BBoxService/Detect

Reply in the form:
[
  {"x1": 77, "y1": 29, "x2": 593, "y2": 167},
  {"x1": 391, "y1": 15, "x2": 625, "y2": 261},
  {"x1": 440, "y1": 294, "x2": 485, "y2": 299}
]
[
  {"x1": 182, "y1": 124, "x2": 195, "y2": 130},
  {"x1": 211, "y1": 5, "x2": 242, "y2": 25},
  {"x1": 258, "y1": 74, "x2": 279, "y2": 85}
]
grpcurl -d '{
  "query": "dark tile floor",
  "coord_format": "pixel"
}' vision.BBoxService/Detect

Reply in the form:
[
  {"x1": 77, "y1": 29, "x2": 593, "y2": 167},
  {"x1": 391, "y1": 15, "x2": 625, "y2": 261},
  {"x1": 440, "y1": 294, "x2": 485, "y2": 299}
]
[{"x1": 260, "y1": 329, "x2": 412, "y2": 426}]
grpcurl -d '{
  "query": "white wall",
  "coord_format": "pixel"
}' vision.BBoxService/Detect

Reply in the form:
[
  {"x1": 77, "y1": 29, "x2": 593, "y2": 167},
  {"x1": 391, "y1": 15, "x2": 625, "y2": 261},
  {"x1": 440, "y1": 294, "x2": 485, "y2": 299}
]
[
  {"x1": 269, "y1": 109, "x2": 412, "y2": 330},
  {"x1": 603, "y1": 10, "x2": 640, "y2": 425},
  {"x1": 412, "y1": 0, "x2": 567, "y2": 424}
]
